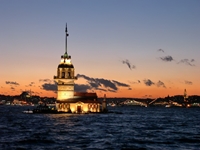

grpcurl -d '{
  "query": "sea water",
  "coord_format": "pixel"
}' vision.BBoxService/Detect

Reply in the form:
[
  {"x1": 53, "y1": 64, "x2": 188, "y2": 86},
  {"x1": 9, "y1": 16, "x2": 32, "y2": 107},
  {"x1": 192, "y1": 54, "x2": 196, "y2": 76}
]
[{"x1": 0, "y1": 106, "x2": 200, "y2": 150}]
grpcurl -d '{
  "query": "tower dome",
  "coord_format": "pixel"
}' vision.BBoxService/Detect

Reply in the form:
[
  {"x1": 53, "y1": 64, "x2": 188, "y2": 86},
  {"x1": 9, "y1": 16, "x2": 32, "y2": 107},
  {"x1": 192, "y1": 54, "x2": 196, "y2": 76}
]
[{"x1": 58, "y1": 63, "x2": 74, "y2": 68}]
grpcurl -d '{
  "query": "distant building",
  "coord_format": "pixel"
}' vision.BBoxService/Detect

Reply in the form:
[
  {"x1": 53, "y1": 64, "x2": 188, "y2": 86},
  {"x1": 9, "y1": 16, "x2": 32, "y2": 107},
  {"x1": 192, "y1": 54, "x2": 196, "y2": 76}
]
[{"x1": 53, "y1": 24, "x2": 107, "y2": 113}]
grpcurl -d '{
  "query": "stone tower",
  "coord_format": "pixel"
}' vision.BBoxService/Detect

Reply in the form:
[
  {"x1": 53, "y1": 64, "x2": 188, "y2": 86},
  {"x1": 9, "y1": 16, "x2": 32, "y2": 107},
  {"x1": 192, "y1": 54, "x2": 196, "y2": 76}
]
[{"x1": 54, "y1": 24, "x2": 77, "y2": 112}]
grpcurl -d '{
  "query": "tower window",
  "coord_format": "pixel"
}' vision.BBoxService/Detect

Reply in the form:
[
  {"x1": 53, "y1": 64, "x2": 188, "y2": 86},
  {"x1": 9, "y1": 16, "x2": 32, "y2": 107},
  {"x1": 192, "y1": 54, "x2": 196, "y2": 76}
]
[
  {"x1": 68, "y1": 72, "x2": 71, "y2": 78},
  {"x1": 62, "y1": 72, "x2": 65, "y2": 78}
]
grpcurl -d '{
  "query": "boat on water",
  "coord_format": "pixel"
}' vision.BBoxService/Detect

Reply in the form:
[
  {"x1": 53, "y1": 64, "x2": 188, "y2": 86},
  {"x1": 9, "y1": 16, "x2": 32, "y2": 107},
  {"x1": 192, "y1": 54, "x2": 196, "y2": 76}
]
[
  {"x1": 165, "y1": 104, "x2": 171, "y2": 108},
  {"x1": 23, "y1": 104, "x2": 57, "y2": 114},
  {"x1": 33, "y1": 105, "x2": 57, "y2": 113},
  {"x1": 23, "y1": 110, "x2": 33, "y2": 113},
  {"x1": 110, "y1": 103, "x2": 116, "y2": 107}
]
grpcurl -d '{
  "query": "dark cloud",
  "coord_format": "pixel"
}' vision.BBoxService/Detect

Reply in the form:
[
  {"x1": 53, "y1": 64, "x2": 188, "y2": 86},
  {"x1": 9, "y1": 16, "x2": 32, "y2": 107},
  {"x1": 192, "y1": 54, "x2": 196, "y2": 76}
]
[
  {"x1": 5, "y1": 81, "x2": 20, "y2": 85},
  {"x1": 40, "y1": 74, "x2": 131, "y2": 93},
  {"x1": 185, "y1": 80, "x2": 192, "y2": 85},
  {"x1": 96, "y1": 78, "x2": 117, "y2": 90},
  {"x1": 41, "y1": 83, "x2": 57, "y2": 92},
  {"x1": 191, "y1": 59, "x2": 195, "y2": 62},
  {"x1": 77, "y1": 74, "x2": 117, "y2": 91},
  {"x1": 39, "y1": 79, "x2": 52, "y2": 83},
  {"x1": 26, "y1": 82, "x2": 35, "y2": 87},
  {"x1": 122, "y1": 59, "x2": 136, "y2": 70},
  {"x1": 11, "y1": 87, "x2": 15, "y2": 90},
  {"x1": 108, "y1": 89, "x2": 117, "y2": 93},
  {"x1": 158, "y1": 49, "x2": 164, "y2": 53},
  {"x1": 41, "y1": 81, "x2": 113, "y2": 93},
  {"x1": 112, "y1": 80, "x2": 129, "y2": 87},
  {"x1": 178, "y1": 59, "x2": 195, "y2": 66},
  {"x1": 76, "y1": 74, "x2": 99, "y2": 85},
  {"x1": 143, "y1": 79, "x2": 166, "y2": 88},
  {"x1": 129, "y1": 80, "x2": 141, "y2": 84},
  {"x1": 88, "y1": 82, "x2": 100, "y2": 89},
  {"x1": 160, "y1": 55, "x2": 173, "y2": 62},
  {"x1": 143, "y1": 79, "x2": 154, "y2": 86},
  {"x1": 77, "y1": 74, "x2": 130, "y2": 92},
  {"x1": 128, "y1": 87, "x2": 132, "y2": 90},
  {"x1": 157, "y1": 80, "x2": 166, "y2": 88}
]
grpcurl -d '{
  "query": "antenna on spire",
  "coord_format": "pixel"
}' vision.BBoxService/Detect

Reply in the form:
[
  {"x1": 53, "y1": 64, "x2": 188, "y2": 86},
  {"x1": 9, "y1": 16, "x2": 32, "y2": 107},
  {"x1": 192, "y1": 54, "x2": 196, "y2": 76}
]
[
  {"x1": 65, "y1": 23, "x2": 68, "y2": 34},
  {"x1": 65, "y1": 23, "x2": 69, "y2": 54}
]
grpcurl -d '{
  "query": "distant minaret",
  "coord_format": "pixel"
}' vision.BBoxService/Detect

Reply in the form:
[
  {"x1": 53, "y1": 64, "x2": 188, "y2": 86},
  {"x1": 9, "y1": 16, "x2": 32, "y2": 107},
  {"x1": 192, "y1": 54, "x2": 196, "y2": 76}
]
[
  {"x1": 102, "y1": 94, "x2": 107, "y2": 112},
  {"x1": 54, "y1": 23, "x2": 77, "y2": 112},
  {"x1": 184, "y1": 89, "x2": 187, "y2": 101}
]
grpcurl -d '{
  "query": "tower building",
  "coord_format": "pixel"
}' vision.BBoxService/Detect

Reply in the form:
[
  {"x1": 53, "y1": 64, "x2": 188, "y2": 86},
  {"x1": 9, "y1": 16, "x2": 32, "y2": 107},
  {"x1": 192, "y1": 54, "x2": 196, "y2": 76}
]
[
  {"x1": 53, "y1": 24, "x2": 107, "y2": 113},
  {"x1": 54, "y1": 24, "x2": 76, "y2": 102}
]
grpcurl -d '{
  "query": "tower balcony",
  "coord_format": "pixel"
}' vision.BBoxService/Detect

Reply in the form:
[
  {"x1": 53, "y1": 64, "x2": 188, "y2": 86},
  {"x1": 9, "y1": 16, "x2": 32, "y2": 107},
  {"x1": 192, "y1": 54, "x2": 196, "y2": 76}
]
[{"x1": 54, "y1": 76, "x2": 77, "y2": 80}]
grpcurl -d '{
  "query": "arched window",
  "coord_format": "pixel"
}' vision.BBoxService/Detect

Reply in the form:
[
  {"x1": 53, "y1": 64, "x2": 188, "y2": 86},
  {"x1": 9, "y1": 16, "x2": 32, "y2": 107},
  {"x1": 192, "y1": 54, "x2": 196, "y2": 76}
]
[
  {"x1": 68, "y1": 72, "x2": 71, "y2": 78},
  {"x1": 62, "y1": 72, "x2": 65, "y2": 78}
]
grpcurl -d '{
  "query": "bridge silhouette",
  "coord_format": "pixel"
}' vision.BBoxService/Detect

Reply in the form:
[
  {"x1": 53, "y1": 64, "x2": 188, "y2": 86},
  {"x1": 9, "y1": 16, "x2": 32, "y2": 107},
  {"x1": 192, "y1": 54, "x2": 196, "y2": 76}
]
[{"x1": 119, "y1": 98, "x2": 183, "y2": 107}]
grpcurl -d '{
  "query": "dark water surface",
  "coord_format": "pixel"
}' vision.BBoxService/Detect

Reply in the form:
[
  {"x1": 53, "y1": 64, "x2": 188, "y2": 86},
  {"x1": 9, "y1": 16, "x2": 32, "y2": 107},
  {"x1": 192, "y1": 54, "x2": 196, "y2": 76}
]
[{"x1": 0, "y1": 106, "x2": 200, "y2": 150}]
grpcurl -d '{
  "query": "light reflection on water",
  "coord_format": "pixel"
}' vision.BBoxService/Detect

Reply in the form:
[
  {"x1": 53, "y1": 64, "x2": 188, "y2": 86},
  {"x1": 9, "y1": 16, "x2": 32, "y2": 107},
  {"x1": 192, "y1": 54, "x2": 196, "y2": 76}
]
[{"x1": 0, "y1": 106, "x2": 200, "y2": 150}]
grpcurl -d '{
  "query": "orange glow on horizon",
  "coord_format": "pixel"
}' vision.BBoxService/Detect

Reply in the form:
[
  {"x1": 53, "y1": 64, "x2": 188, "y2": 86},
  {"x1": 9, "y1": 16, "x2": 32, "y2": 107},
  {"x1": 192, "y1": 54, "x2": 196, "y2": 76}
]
[
  {"x1": 1, "y1": 87, "x2": 199, "y2": 98},
  {"x1": 1, "y1": 79, "x2": 199, "y2": 98}
]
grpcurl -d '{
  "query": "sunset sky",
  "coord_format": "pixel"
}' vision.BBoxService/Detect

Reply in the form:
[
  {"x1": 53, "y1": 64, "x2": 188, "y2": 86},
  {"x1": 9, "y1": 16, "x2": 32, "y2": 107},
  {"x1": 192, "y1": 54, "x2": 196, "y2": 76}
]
[{"x1": 0, "y1": 0, "x2": 200, "y2": 98}]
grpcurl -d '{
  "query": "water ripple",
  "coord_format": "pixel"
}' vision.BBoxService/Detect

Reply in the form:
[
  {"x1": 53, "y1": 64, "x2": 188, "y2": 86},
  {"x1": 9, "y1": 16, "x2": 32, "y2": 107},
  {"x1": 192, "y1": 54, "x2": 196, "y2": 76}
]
[{"x1": 0, "y1": 106, "x2": 200, "y2": 150}]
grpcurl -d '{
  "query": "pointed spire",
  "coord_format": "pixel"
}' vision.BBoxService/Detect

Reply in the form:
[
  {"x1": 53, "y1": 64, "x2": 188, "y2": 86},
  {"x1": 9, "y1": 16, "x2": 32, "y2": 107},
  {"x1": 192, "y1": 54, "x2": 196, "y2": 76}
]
[
  {"x1": 65, "y1": 23, "x2": 69, "y2": 54},
  {"x1": 61, "y1": 23, "x2": 71, "y2": 60}
]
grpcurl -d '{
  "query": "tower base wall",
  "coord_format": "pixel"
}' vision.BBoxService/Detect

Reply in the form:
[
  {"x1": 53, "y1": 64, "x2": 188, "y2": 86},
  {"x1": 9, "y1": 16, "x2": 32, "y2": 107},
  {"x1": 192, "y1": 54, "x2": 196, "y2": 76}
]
[
  {"x1": 56, "y1": 101, "x2": 101, "y2": 113},
  {"x1": 57, "y1": 91, "x2": 74, "y2": 100}
]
